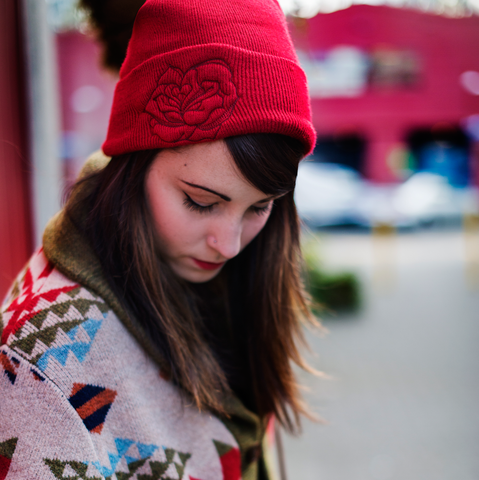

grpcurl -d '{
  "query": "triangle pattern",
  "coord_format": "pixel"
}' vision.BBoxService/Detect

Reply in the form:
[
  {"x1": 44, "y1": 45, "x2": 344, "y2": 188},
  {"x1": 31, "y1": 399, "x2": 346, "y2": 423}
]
[
  {"x1": 35, "y1": 315, "x2": 105, "y2": 372},
  {"x1": 213, "y1": 440, "x2": 241, "y2": 480},
  {"x1": 43, "y1": 458, "x2": 101, "y2": 479},
  {"x1": 92, "y1": 438, "x2": 159, "y2": 478},
  {"x1": 0, "y1": 437, "x2": 18, "y2": 460},
  {"x1": 8, "y1": 293, "x2": 109, "y2": 369},
  {"x1": 137, "y1": 443, "x2": 158, "y2": 459},
  {"x1": 0, "y1": 352, "x2": 19, "y2": 385}
]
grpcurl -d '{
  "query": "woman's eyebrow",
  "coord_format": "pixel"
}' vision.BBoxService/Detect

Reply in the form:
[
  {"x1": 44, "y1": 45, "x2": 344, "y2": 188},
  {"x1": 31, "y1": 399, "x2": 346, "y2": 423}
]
[
  {"x1": 181, "y1": 181, "x2": 231, "y2": 201},
  {"x1": 182, "y1": 180, "x2": 281, "y2": 204}
]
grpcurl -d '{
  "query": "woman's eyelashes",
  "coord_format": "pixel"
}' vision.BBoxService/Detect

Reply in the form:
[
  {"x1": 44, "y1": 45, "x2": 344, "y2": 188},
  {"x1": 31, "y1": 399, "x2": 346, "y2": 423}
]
[
  {"x1": 183, "y1": 193, "x2": 215, "y2": 214},
  {"x1": 182, "y1": 192, "x2": 272, "y2": 216},
  {"x1": 251, "y1": 203, "x2": 272, "y2": 216}
]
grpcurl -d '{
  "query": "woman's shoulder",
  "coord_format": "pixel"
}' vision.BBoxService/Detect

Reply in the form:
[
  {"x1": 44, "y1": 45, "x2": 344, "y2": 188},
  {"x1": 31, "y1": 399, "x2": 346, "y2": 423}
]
[
  {"x1": 1, "y1": 247, "x2": 110, "y2": 370},
  {"x1": 0, "y1": 246, "x2": 157, "y2": 392},
  {"x1": 0, "y1": 248, "x2": 243, "y2": 479}
]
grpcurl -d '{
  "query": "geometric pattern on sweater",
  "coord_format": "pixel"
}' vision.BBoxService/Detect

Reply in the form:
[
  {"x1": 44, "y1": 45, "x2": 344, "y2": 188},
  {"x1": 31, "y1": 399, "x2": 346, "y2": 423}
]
[
  {"x1": 142, "y1": 446, "x2": 191, "y2": 480},
  {"x1": 0, "y1": 437, "x2": 18, "y2": 480},
  {"x1": 1, "y1": 248, "x2": 247, "y2": 480},
  {"x1": 0, "y1": 348, "x2": 47, "y2": 385},
  {"x1": 1, "y1": 254, "x2": 79, "y2": 345},
  {"x1": 69, "y1": 383, "x2": 117, "y2": 434},
  {"x1": 0, "y1": 351, "x2": 19, "y2": 385},
  {"x1": 116, "y1": 444, "x2": 191, "y2": 480},
  {"x1": 43, "y1": 458, "x2": 102, "y2": 480},
  {"x1": 91, "y1": 438, "x2": 159, "y2": 478},
  {"x1": 213, "y1": 441, "x2": 241, "y2": 480},
  {"x1": 6, "y1": 290, "x2": 108, "y2": 372},
  {"x1": 44, "y1": 442, "x2": 192, "y2": 480}
]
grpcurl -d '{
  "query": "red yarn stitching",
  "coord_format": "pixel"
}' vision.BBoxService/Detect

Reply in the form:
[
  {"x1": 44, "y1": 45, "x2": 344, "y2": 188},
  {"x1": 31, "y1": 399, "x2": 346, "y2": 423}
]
[
  {"x1": 145, "y1": 60, "x2": 238, "y2": 143},
  {"x1": 1, "y1": 263, "x2": 78, "y2": 345}
]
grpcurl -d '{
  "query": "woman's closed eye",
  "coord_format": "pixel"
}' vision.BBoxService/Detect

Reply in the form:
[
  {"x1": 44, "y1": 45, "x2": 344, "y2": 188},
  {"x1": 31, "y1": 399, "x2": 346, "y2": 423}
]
[
  {"x1": 183, "y1": 192, "x2": 216, "y2": 214},
  {"x1": 250, "y1": 203, "x2": 272, "y2": 216},
  {"x1": 183, "y1": 192, "x2": 272, "y2": 217}
]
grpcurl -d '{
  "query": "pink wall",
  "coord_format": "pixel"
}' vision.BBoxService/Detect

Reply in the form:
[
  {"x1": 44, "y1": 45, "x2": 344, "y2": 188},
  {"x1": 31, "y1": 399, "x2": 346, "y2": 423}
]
[
  {"x1": 0, "y1": 0, "x2": 33, "y2": 300},
  {"x1": 291, "y1": 6, "x2": 479, "y2": 182},
  {"x1": 56, "y1": 32, "x2": 117, "y2": 184}
]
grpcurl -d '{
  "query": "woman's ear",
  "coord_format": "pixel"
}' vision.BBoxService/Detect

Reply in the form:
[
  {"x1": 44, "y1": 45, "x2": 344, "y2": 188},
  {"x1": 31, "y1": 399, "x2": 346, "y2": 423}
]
[{"x1": 79, "y1": 0, "x2": 147, "y2": 73}]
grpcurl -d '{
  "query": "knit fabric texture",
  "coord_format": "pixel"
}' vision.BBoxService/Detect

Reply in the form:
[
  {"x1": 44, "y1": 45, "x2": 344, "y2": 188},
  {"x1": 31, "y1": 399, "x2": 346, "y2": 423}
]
[
  {"x1": 0, "y1": 151, "x2": 275, "y2": 480},
  {"x1": 102, "y1": 0, "x2": 316, "y2": 157}
]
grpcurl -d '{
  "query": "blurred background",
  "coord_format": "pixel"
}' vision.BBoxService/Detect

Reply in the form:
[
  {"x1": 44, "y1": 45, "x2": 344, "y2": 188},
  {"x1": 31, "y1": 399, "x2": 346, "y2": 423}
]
[{"x1": 1, "y1": 0, "x2": 479, "y2": 478}]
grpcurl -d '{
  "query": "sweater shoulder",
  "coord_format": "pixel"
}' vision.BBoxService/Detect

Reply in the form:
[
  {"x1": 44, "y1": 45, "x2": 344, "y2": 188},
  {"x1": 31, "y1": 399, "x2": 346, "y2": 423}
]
[
  {"x1": 1, "y1": 248, "x2": 111, "y2": 376},
  {"x1": 0, "y1": 250, "x2": 246, "y2": 480}
]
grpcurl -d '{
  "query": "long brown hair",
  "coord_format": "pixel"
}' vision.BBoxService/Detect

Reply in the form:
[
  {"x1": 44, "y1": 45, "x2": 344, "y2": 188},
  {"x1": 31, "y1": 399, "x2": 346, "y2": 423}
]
[{"x1": 66, "y1": 133, "x2": 315, "y2": 432}]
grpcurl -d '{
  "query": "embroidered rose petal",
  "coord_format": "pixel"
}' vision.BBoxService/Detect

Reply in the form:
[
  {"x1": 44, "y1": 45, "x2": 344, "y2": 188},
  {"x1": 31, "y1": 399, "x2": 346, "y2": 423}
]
[{"x1": 145, "y1": 59, "x2": 238, "y2": 144}]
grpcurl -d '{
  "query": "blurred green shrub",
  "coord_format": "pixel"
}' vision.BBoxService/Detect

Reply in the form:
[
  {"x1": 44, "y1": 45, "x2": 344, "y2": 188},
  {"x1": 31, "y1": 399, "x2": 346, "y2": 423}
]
[{"x1": 303, "y1": 243, "x2": 361, "y2": 315}]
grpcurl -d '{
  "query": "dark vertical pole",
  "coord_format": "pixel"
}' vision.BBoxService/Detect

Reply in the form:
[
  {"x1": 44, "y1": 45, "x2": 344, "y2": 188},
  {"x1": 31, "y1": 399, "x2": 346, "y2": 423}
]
[{"x1": 0, "y1": 0, "x2": 33, "y2": 300}]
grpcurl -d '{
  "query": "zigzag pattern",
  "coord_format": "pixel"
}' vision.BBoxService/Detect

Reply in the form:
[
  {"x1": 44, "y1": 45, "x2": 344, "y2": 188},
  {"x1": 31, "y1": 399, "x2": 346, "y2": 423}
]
[
  {"x1": 87, "y1": 440, "x2": 193, "y2": 480},
  {"x1": 44, "y1": 458, "x2": 102, "y2": 479},
  {"x1": 139, "y1": 447, "x2": 191, "y2": 480},
  {"x1": 7, "y1": 293, "x2": 110, "y2": 372},
  {"x1": 92, "y1": 438, "x2": 159, "y2": 478},
  {"x1": 36, "y1": 316, "x2": 104, "y2": 372},
  {"x1": 1, "y1": 260, "x2": 78, "y2": 344}
]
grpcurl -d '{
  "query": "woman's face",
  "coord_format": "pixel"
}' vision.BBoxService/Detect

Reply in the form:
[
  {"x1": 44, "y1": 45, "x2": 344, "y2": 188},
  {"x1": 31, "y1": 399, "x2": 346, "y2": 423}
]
[{"x1": 145, "y1": 140, "x2": 275, "y2": 283}]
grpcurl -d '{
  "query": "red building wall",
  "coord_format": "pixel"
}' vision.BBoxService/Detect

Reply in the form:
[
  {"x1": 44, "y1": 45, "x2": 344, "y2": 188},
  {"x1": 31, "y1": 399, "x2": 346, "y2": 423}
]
[
  {"x1": 291, "y1": 6, "x2": 479, "y2": 182},
  {"x1": 0, "y1": 1, "x2": 33, "y2": 300},
  {"x1": 56, "y1": 32, "x2": 117, "y2": 185}
]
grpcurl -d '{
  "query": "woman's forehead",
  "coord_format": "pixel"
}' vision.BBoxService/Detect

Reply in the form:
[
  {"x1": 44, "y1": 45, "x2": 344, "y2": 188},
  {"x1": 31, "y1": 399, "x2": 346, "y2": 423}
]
[
  {"x1": 150, "y1": 141, "x2": 268, "y2": 200},
  {"x1": 154, "y1": 140, "x2": 232, "y2": 172}
]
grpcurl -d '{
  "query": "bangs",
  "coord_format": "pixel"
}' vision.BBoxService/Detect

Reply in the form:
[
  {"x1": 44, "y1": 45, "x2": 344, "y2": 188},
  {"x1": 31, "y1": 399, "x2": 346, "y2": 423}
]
[{"x1": 225, "y1": 134, "x2": 305, "y2": 196}]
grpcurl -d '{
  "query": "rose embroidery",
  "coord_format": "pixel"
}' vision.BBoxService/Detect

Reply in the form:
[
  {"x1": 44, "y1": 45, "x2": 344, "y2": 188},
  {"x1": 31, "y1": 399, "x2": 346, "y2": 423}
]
[{"x1": 145, "y1": 60, "x2": 238, "y2": 143}]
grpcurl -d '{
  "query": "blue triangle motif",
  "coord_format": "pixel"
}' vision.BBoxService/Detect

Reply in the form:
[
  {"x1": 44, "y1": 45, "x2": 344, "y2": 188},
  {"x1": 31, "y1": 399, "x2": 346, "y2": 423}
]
[
  {"x1": 37, "y1": 345, "x2": 70, "y2": 371},
  {"x1": 92, "y1": 460, "x2": 115, "y2": 477},
  {"x1": 35, "y1": 318, "x2": 104, "y2": 371},
  {"x1": 137, "y1": 442, "x2": 158, "y2": 459},
  {"x1": 89, "y1": 438, "x2": 159, "y2": 476},
  {"x1": 66, "y1": 325, "x2": 79, "y2": 341},
  {"x1": 115, "y1": 438, "x2": 134, "y2": 457},
  {"x1": 125, "y1": 455, "x2": 138, "y2": 465},
  {"x1": 82, "y1": 317, "x2": 103, "y2": 339},
  {"x1": 108, "y1": 452, "x2": 122, "y2": 470},
  {"x1": 69, "y1": 342, "x2": 92, "y2": 363}
]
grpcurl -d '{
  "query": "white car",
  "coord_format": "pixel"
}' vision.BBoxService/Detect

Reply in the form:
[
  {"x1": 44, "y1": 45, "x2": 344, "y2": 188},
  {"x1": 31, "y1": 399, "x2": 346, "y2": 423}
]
[
  {"x1": 294, "y1": 162, "x2": 368, "y2": 227},
  {"x1": 295, "y1": 162, "x2": 479, "y2": 228}
]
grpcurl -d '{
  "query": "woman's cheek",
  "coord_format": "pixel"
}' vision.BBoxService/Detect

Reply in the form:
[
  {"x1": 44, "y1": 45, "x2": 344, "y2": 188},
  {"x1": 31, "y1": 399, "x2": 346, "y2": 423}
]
[
  {"x1": 150, "y1": 196, "x2": 188, "y2": 245},
  {"x1": 241, "y1": 214, "x2": 270, "y2": 247}
]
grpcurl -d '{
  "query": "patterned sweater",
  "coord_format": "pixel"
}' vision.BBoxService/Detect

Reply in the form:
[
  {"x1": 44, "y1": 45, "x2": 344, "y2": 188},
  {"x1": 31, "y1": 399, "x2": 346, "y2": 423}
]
[{"x1": 0, "y1": 152, "x2": 274, "y2": 480}]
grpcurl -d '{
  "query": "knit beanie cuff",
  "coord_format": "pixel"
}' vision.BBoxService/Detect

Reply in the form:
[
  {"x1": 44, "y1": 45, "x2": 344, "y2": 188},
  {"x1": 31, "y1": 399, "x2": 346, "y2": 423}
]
[{"x1": 102, "y1": 44, "x2": 316, "y2": 157}]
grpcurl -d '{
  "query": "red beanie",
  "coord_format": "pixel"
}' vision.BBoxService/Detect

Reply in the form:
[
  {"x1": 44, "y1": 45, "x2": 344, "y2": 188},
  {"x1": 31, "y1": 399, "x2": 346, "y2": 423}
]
[{"x1": 102, "y1": 0, "x2": 316, "y2": 156}]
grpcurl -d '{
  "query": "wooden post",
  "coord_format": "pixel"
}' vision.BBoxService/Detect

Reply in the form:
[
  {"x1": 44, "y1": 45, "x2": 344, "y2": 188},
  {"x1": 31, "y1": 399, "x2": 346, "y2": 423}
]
[{"x1": 372, "y1": 222, "x2": 396, "y2": 289}]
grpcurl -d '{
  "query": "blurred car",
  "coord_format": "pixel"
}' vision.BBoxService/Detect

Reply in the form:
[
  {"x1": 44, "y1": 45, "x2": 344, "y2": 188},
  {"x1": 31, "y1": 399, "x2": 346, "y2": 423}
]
[
  {"x1": 294, "y1": 162, "x2": 368, "y2": 227},
  {"x1": 392, "y1": 172, "x2": 479, "y2": 227},
  {"x1": 294, "y1": 162, "x2": 479, "y2": 229}
]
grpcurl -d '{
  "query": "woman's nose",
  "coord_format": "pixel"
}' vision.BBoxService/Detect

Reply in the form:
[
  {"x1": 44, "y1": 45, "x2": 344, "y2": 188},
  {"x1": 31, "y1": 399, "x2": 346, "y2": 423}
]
[{"x1": 207, "y1": 221, "x2": 242, "y2": 260}]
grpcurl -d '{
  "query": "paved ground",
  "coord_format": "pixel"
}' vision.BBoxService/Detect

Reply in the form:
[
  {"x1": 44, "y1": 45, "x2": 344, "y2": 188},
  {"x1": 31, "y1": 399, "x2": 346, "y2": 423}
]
[{"x1": 282, "y1": 229, "x2": 479, "y2": 480}]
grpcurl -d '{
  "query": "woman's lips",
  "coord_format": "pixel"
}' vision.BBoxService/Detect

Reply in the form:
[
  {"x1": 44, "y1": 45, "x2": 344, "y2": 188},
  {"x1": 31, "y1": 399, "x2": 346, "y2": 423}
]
[{"x1": 192, "y1": 258, "x2": 225, "y2": 270}]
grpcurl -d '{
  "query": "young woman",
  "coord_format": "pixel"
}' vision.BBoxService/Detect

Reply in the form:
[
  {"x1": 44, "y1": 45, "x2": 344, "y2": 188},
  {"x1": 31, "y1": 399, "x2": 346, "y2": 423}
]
[{"x1": 0, "y1": 1, "x2": 316, "y2": 479}]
